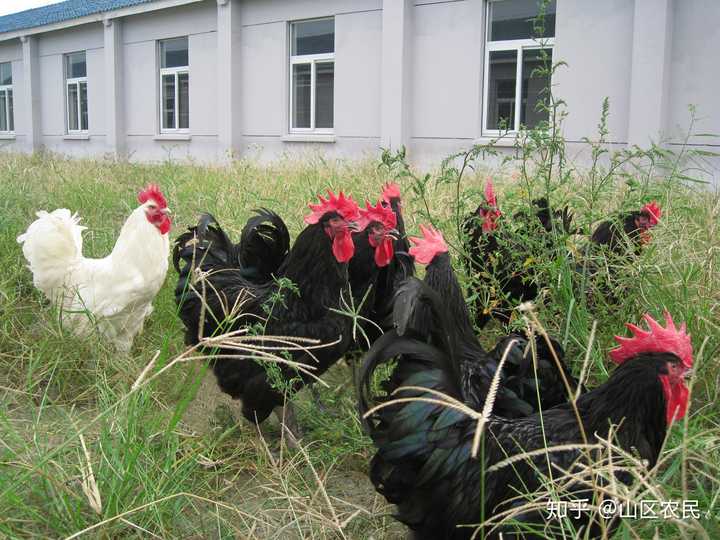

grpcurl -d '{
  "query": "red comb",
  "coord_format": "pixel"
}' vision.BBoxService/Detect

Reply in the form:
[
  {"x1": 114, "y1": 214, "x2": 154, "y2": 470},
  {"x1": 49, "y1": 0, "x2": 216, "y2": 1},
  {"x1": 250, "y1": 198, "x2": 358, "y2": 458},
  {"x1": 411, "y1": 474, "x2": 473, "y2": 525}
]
[
  {"x1": 304, "y1": 190, "x2": 360, "y2": 224},
  {"x1": 381, "y1": 182, "x2": 402, "y2": 203},
  {"x1": 409, "y1": 224, "x2": 448, "y2": 265},
  {"x1": 358, "y1": 200, "x2": 397, "y2": 231},
  {"x1": 642, "y1": 201, "x2": 662, "y2": 226},
  {"x1": 484, "y1": 179, "x2": 499, "y2": 208},
  {"x1": 137, "y1": 184, "x2": 167, "y2": 209},
  {"x1": 609, "y1": 311, "x2": 692, "y2": 369}
]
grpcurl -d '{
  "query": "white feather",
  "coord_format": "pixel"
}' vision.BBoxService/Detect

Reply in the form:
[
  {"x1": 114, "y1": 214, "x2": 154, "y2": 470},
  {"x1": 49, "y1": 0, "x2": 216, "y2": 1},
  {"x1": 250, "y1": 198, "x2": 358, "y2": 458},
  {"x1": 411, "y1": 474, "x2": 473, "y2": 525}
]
[{"x1": 17, "y1": 204, "x2": 170, "y2": 351}]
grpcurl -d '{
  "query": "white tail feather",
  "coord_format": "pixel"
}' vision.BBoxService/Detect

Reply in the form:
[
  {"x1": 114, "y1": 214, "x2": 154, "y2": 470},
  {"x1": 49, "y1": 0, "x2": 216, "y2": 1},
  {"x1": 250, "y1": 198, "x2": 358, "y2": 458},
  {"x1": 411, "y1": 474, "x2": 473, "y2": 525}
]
[{"x1": 17, "y1": 209, "x2": 86, "y2": 299}]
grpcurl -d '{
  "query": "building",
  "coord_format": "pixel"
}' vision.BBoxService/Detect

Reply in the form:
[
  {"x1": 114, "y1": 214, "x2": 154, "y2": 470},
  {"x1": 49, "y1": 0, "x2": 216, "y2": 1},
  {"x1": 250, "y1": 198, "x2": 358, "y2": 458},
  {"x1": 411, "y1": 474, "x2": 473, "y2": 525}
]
[{"x1": 0, "y1": 0, "x2": 717, "y2": 178}]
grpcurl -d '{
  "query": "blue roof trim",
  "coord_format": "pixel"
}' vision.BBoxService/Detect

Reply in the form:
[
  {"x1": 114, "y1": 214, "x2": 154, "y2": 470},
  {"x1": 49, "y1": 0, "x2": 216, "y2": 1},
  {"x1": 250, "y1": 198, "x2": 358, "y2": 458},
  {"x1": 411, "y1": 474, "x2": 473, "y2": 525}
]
[{"x1": 0, "y1": 0, "x2": 158, "y2": 35}]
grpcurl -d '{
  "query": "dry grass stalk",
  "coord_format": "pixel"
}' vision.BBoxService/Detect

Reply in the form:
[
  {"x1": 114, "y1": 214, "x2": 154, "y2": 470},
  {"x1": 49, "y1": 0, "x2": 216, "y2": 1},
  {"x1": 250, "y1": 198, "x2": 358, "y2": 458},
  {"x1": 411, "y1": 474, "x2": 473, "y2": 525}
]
[{"x1": 78, "y1": 434, "x2": 102, "y2": 516}]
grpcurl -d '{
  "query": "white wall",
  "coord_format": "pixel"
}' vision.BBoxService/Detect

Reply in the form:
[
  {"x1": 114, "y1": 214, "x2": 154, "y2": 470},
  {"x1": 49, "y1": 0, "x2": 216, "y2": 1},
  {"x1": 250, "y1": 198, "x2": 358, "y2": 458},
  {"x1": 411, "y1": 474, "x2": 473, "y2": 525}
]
[
  {"x1": 35, "y1": 24, "x2": 107, "y2": 156},
  {"x1": 410, "y1": 0, "x2": 480, "y2": 140},
  {"x1": 335, "y1": 10, "x2": 382, "y2": 139},
  {"x1": 123, "y1": 0, "x2": 218, "y2": 162},
  {"x1": 240, "y1": 21, "x2": 285, "y2": 138},
  {"x1": 239, "y1": 0, "x2": 383, "y2": 162},
  {"x1": 553, "y1": 0, "x2": 634, "y2": 144},
  {"x1": 664, "y1": 0, "x2": 720, "y2": 183},
  {"x1": 240, "y1": 0, "x2": 382, "y2": 27},
  {"x1": 0, "y1": 0, "x2": 718, "y2": 177},
  {"x1": 0, "y1": 40, "x2": 24, "y2": 148},
  {"x1": 666, "y1": 0, "x2": 720, "y2": 145}
]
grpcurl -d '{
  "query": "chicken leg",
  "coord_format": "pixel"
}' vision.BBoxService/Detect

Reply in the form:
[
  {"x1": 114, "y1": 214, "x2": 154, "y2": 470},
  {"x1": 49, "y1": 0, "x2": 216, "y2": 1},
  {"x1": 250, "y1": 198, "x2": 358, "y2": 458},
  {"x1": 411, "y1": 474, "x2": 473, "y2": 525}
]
[{"x1": 274, "y1": 403, "x2": 302, "y2": 449}]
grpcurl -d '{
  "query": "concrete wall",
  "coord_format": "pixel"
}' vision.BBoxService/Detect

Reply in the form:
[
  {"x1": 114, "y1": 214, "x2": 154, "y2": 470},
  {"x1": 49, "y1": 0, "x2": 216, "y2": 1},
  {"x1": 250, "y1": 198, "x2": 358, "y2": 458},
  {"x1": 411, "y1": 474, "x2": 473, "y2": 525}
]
[
  {"x1": 553, "y1": 0, "x2": 635, "y2": 144},
  {"x1": 666, "y1": 0, "x2": 720, "y2": 145},
  {"x1": 410, "y1": 0, "x2": 481, "y2": 140},
  {"x1": 407, "y1": 0, "x2": 484, "y2": 167},
  {"x1": 0, "y1": 40, "x2": 24, "y2": 148},
  {"x1": 123, "y1": 0, "x2": 218, "y2": 162},
  {"x1": 664, "y1": 0, "x2": 720, "y2": 183},
  {"x1": 0, "y1": 0, "x2": 717, "y2": 178},
  {"x1": 240, "y1": 0, "x2": 383, "y2": 162},
  {"x1": 36, "y1": 24, "x2": 107, "y2": 157}
]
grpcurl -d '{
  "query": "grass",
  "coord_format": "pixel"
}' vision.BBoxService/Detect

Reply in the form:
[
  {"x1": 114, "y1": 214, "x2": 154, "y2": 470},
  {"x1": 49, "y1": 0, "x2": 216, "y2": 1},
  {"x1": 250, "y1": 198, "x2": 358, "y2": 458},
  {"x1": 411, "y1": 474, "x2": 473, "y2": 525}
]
[{"x1": 0, "y1": 147, "x2": 718, "y2": 539}]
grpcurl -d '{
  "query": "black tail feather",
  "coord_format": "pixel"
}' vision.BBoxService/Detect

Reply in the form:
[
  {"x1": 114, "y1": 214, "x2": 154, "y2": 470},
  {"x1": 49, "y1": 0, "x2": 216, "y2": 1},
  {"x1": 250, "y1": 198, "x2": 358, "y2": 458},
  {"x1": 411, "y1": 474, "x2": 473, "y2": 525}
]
[
  {"x1": 490, "y1": 333, "x2": 584, "y2": 412},
  {"x1": 173, "y1": 213, "x2": 237, "y2": 275},
  {"x1": 238, "y1": 208, "x2": 290, "y2": 282},
  {"x1": 173, "y1": 213, "x2": 245, "y2": 346}
]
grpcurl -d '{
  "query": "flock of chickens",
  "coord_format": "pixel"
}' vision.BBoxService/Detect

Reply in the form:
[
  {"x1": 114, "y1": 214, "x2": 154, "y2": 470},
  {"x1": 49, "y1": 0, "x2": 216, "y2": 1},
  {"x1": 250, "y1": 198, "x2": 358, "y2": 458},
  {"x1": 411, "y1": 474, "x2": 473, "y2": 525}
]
[{"x1": 16, "y1": 180, "x2": 693, "y2": 539}]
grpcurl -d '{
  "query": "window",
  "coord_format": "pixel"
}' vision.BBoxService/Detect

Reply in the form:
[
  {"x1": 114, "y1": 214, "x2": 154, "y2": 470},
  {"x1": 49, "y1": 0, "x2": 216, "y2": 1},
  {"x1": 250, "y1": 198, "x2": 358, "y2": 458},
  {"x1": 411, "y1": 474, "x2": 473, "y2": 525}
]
[
  {"x1": 0, "y1": 62, "x2": 13, "y2": 133},
  {"x1": 65, "y1": 52, "x2": 88, "y2": 133},
  {"x1": 289, "y1": 18, "x2": 335, "y2": 133},
  {"x1": 483, "y1": 0, "x2": 556, "y2": 133},
  {"x1": 159, "y1": 37, "x2": 189, "y2": 132}
]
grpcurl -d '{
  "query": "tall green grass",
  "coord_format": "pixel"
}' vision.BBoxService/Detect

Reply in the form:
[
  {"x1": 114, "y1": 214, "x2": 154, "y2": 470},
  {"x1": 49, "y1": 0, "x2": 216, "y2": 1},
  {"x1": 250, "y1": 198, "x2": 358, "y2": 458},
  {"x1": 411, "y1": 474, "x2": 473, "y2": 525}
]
[{"x1": 0, "y1": 145, "x2": 717, "y2": 538}]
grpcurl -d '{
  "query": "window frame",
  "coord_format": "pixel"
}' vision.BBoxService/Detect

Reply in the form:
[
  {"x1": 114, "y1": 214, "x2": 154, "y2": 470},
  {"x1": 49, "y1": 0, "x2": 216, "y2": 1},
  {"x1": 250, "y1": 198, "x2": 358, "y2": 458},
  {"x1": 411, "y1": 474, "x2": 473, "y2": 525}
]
[
  {"x1": 482, "y1": 0, "x2": 555, "y2": 136},
  {"x1": 0, "y1": 62, "x2": 13, "y2": 134},
  {"x1": 158, "y1": 38, "x2": 189, "y2": 134},
  {"x1": 288, "y1": 18, "x2": 335, "y2": 135},
  {"x1": 65, "y1": 52, "x2": 88, "y2": 134}
]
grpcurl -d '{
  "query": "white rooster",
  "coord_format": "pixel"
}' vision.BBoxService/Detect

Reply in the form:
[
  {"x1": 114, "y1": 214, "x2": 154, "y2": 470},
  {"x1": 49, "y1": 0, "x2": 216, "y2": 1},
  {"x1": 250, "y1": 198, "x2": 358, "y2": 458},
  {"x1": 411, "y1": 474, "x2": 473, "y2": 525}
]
[{"x1": 17, "y1": 184, "x2": 172, "y2": 351}]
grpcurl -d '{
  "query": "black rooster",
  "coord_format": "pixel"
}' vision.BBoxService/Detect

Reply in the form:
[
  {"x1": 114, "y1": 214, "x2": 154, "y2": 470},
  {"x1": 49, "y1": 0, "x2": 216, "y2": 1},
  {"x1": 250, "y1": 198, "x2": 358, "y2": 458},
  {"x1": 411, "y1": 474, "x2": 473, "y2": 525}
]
[
  {"x1": 463, "y1": 181, "x2": 575, "y2": 328},
  {"x1": 590, "y1": 201, "x2": 662, "y2": 257},
  {"x1": 348, "y1": 184, "x2": 415, "y2": 348},
  {"x1": 348, "y1": 199, "x2": 400, "y2": 344},
  {"x1": 236, "y1": 208, "x2": 291, "y2": 282},
  {"x1": 372, "y1": 182, "x2": 415, "y2": 331},
  {"x1": 360, "y1": 281, "x2": 693, "y2": 539},
  {"x1": 404, "y1": 223, "x2": 580, "y2": 417},
  {"x1": 172, "y1": 208, "x2": 289, "y2": 285},
  {"x1": 174, "y1": 191, "x2": 362, "y2": 433},
  {"x1": 579, "y1": 201, "x2": 663, "y2": 306}
]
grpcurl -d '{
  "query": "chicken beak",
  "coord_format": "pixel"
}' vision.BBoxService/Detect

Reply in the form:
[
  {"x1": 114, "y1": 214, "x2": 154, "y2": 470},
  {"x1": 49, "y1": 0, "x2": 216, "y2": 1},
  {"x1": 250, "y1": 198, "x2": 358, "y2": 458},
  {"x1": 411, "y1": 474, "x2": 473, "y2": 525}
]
[
  {"x1": 162, "y1": 208, "x2": 172, "y2": 215},
  {"x1": 348, "y1": 221, "x2": 362, "y2": 232},
  {"x1": 683, "y1": 368, "x2": 694, "y2": 381}
]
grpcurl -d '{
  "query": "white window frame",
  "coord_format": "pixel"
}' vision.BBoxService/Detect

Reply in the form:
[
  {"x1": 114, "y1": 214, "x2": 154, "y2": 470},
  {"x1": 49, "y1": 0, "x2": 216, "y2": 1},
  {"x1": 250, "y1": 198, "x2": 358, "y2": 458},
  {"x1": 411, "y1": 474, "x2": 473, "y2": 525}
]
[
  {"x1": 482, "y1": 1, "x2": 555, "y2": 136},
  {"x1": 0, "y1": 67, "x2": 13, "y2": 134},
  {"x1": 158, "y1": 38, "x2": 189, "y2": 134},
  {"x1": 289, "y1": 19, "x2": 335, "y2": 134},
  {"x1": 159, "y1": 66, "x2": 189, "y2": 133},
  {"x1": 65, "y1": 52, "x2": 88, "y2": 134}
]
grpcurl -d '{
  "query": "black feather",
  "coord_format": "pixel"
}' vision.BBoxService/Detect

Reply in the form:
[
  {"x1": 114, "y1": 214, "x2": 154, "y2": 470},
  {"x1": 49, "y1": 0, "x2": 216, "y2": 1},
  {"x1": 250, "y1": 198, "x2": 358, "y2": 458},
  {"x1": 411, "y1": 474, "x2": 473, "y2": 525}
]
[
  {"x1": 359, "y1": 283, "x2": 679, "y2": 539},
  {"x1": 238, "y1": 208, "x2": 290, "y2": 282},
  {"x1": 174, "y1": 211, "x2": 354, "y2": 423}
]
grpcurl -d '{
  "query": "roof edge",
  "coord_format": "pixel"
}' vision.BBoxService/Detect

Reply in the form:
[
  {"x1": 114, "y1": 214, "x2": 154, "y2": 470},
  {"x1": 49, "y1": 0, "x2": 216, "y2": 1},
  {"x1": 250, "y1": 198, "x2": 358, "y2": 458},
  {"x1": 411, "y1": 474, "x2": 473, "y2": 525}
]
[{"x1": 0, "y1": 0, "x2": 205, "y2": 42}]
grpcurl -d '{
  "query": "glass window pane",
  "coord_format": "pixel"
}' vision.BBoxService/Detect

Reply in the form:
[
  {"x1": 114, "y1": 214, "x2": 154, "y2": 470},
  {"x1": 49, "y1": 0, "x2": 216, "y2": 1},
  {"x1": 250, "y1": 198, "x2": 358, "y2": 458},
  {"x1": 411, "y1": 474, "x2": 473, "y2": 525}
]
[
  {"x1": 520, "y1": 48, "x2": 551, "y2": 128},
  {"x1": 80, "y1": 81, "x2": 88, "y2": 131},
  {"x1": 7, "y1": 89, "x2": 13, "y2": 131},
  {"x1": 0, "y1": 62, "x2": 11, "y2": 85},
  {"x1": 178, "y1": 72, "x2": 189, "y2": 129},
  {"x1": 292, "y1": 19, "x2": 335, "y2": 55},
  {"x1": 486, "y1": 50, "x2": 517, "y2": 131},
  {"x1": 0, "y1": 91, "x2": 7, "y2": 132},
  {"x1": 315, "y1": 61, "x2": 334, "y2": 129},
  {"x1": 490, "y1": 0, "x2": 556, "y2": 41},
  {"x1": 162, "y1": 74, "x2": 176, "y2": 129},
  {"x1": 160, "y1": 37, "x2": 189, "y2": 68},
  {"x1": 66, "y1": 51, "x2": 87, "y2": 78},
  {"x1": 67, "y1": 83, "x2": 79, "y2": 131},
  {"x1": 292, "y1": 63, "x2": 311, "y2": 129}
]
